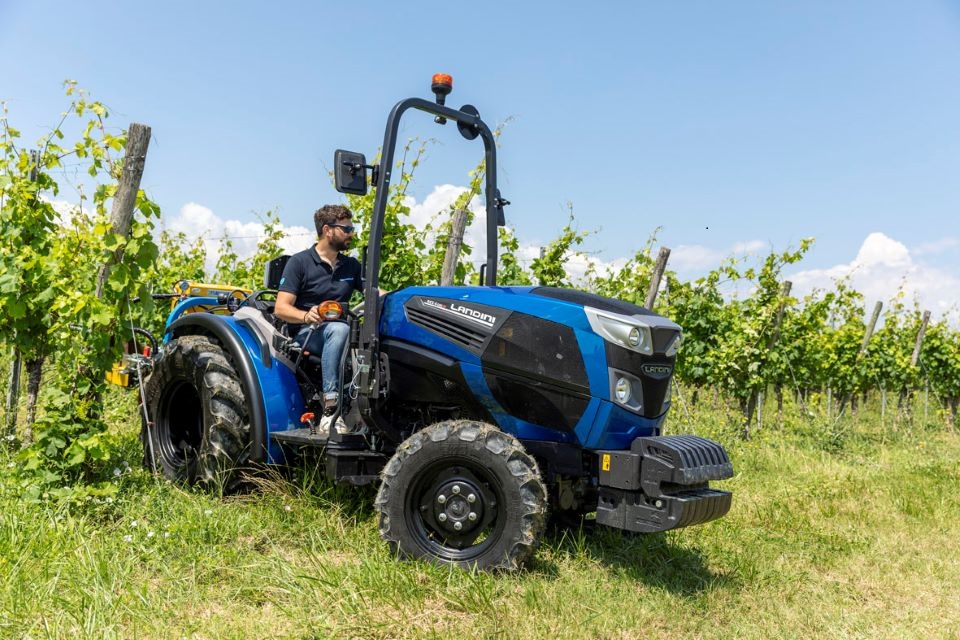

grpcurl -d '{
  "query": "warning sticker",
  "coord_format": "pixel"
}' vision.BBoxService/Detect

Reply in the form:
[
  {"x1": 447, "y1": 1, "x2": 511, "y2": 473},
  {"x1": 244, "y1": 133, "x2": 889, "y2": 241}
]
[{"x1": 601, "y1": 454, "x2": 611, "y2": 472}]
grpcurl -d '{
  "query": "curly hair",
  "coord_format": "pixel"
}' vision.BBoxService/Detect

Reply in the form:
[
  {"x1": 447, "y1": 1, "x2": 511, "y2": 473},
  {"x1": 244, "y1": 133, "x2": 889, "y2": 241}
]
[{"x1": 313, "y1": 204, "x2": 353, "y2": 237}]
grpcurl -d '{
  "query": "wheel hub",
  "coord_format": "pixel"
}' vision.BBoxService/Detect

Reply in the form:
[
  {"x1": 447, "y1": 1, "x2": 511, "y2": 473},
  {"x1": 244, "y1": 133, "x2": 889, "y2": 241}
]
[
  {"x1": 433, "y1": 480, "x2": 484, "y2": 534},
  {"x1": 416, "y1": 465, "x2": 499, "y2": 550}
]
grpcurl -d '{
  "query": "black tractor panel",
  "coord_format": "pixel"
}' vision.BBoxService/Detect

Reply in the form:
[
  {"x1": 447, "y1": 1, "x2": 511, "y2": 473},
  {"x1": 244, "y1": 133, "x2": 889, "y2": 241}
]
[
  {"x1": 483, "y1": 371, "x2": 589, "y2": 433},
  {"x1": 481, "y1": 312, "x2": 589, "y2": 391}
]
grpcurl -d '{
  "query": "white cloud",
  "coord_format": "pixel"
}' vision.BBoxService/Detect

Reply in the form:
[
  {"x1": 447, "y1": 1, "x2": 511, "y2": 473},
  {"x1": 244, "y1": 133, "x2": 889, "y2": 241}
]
[
  {"x1": 732, "y1": 239, "x2": 769, "y2": 254},
  {"x1": 852, "y1": 232, "x2": 910, "y2": 268},
  {"x1": 163, "y1": 202, "x2": 313, "y2": 276},
  {"x1": 789, "y1": 232, "x2": 960, "y2": 322},
  {"x1": 404, "y1": 184, "x2": 492, "y2": 260},
  {"x1": 669, "y1": 239, "x2": 769, "y2": 274},
  {"x1": 913, "y1": 237, "x2": 959, "y2": 256},
  {"x1": 41, "y1": 196, "x2": 89, "y2": 226},
  {"x1": 670, "y1": 244, "x2": 724, "y2": 271},
  {"x1": 404, "y1": 184, "x2": 471, "y2": 231}
]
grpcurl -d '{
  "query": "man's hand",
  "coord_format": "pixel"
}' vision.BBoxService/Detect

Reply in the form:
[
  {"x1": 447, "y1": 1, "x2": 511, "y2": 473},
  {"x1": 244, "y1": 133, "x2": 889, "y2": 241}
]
[{"x1": 303, "y1": 305, "x2": 321, "y2": 324}]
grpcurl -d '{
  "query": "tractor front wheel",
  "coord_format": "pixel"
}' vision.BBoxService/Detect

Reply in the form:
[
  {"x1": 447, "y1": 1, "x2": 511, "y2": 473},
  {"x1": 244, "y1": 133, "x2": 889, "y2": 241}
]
[
  {"x1": 375, "y1": 420, "x2": 547, "y2": 571},
  {"x1": 141, "y1": 335, "x2": 251, "y2": 492}
]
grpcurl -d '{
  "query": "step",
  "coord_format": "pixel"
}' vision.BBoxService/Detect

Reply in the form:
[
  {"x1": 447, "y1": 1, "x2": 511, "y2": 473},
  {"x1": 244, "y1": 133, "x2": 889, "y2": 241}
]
[
  {"x1": 270, "y1": 427, "x2": 373, "y2": 449},
  {"x1": 270, "y1": 427, "x2": 329, "y2": 447}
]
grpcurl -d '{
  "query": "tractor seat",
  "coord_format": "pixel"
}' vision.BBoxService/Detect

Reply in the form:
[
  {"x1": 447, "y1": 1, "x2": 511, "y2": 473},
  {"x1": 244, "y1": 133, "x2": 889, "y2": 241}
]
[{"x1": 264, "y1": 254, "x2": 291, "y2": 290}]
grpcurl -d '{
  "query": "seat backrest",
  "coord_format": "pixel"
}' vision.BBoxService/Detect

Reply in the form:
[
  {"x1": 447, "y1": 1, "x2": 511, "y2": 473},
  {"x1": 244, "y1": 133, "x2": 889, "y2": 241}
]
[{"x1": 263, "y1": 255, "x2": 291, "y2": 289}]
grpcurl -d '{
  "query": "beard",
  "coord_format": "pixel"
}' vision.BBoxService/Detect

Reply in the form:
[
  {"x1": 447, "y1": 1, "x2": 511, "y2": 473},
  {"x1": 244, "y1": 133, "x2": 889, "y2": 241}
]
[{"x1": 330, "y1": 235, "x2": 351, "y2": 252}]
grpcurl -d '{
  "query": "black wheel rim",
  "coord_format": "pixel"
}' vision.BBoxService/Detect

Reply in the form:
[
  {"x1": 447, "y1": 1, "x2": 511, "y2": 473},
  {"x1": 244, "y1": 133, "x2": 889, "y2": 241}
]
[
  {"x1": 157, "y1": 380, "x2": 203, "y2": 464},
  {"x1": 404, "y1": 456, "x2": 507, "y2": 563}
]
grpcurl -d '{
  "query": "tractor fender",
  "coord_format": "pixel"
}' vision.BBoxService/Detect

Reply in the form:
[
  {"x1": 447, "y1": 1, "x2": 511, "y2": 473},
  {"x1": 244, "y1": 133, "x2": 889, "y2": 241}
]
[{"x1": 166, "y1": 313, "x2": 269, "y2": 464}]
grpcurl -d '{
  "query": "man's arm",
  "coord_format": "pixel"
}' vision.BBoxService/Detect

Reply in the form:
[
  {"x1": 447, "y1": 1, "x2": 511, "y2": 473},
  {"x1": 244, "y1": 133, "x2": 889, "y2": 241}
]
[
  {"x1": 274, "y1": 291, "x2": 320, "y2": 325},
  {"x1": 274, "y1": 255, "x2": 321, "y2": 324}
]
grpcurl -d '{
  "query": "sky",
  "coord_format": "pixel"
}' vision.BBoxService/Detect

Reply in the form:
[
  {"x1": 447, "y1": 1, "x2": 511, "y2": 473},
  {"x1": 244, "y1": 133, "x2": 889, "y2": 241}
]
[{"x1": 2, "y1": 0, "x2": 958, "y2": 320}]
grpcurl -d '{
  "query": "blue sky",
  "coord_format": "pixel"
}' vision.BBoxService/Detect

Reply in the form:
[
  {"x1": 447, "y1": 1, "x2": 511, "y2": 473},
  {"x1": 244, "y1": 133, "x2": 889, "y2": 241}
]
[{"x1": 2, "y1": 1, "x2": 958, "y2": 317}]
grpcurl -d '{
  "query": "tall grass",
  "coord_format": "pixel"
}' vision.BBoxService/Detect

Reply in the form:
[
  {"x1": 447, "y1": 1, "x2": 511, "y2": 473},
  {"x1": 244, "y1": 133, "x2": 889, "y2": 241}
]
[{"x1": 1, "y1": 389, "x2": 958, "y2": 639}]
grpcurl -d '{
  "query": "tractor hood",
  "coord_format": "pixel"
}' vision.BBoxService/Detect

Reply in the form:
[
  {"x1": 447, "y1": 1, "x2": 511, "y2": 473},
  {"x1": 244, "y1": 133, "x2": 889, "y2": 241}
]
[{"x1": 379, "y1": 285, "x2": 682, "y2": 449}]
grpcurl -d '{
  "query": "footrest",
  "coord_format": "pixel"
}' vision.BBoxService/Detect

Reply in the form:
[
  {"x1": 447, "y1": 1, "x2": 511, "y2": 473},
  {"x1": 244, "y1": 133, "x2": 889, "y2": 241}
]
[{"x1": 270, "y1": 428, "x2": 329, "y2": 447}]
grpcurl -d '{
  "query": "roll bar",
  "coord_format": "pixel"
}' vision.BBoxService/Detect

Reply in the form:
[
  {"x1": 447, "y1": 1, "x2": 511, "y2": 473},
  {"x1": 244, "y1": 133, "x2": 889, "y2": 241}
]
[{"x1": 343, "y1": 82, "x2": 508, "y2": 426}]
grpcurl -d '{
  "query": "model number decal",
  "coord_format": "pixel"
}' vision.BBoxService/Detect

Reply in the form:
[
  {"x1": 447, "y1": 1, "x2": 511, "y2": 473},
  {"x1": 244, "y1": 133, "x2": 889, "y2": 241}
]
[{"x1": 421, "y1": 298, "x2": 497, "y2": 327}]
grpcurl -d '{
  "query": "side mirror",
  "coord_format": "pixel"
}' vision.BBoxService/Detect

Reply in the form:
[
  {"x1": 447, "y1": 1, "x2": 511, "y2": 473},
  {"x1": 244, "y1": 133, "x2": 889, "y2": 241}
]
[{"x1": 334, "y1": 149, "x2": 368, "y2": 196}]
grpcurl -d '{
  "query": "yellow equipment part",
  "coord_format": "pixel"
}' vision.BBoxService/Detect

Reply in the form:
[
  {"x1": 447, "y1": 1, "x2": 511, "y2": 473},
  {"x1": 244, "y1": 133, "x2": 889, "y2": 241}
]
[
  {"x1": 106, "y1": 361, "x2": 130, "y2": 388},
  {"x1": 106, "y1": 281, "x2": 252, "y2": 387},
  {"x1": 171, "y1": 281, "x2": 252, "y2": 314}
]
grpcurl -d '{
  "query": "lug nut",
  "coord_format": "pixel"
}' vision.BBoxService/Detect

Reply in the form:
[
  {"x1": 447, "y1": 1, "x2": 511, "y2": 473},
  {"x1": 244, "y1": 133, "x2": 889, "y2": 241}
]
[
  {"x1": 467, "y1": 493, "x2": 476, "y2": 503},
  {"x1": 454, "y1": 522, "x2": 463, "y2": 530},
  {"x1": 452, "y1": 485, "x2": 461, "y2": 495},
  {"x1": 437, "y1": 494, "x2": 446, "y2": 504},
  {"x1": 468, "y1": 512, "x2": 477, "y2": 521},
  {"x1": 655, "y1": 500, "x2": 663, "y2": 508},
  {"x1": 438, "y1": 513, "x2": 448, "y2": 522}
]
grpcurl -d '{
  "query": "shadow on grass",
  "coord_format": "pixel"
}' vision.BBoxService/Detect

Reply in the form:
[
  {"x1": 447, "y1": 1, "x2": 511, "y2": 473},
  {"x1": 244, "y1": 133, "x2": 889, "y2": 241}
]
[
  {"x1": 537, "y1": 521, "x2": 737, "y2": 596},
  {"x1": 247, "y1": 454, "x2": 379, "y2": 519}
]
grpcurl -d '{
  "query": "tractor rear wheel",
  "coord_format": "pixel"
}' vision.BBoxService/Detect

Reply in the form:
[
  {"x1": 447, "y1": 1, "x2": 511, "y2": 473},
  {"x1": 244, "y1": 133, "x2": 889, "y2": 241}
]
[
  {"x1": 375, "y1": 420, "x2": 547, "y2": 571},
  {"x1": 141, "y1": 335, "x2": 251, "y2": 492}
]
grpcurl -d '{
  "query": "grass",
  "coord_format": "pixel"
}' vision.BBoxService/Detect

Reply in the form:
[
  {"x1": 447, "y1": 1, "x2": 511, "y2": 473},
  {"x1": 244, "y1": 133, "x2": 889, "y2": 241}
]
[{"x1": 1, "y1": 390, "x2": 959, "y2": 639}]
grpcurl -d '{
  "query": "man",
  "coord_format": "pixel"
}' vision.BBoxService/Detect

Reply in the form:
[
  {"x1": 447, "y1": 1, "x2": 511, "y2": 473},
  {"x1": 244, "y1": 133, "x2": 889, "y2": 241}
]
[{"x1": 274, "y1": 204, "x2": 361, "y2": 434}]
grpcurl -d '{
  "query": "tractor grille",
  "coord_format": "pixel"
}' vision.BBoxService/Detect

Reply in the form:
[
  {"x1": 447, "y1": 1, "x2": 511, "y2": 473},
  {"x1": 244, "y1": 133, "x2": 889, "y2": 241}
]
[{"x1": 407, "y1": 307, "x2": 487, "y2": 352}]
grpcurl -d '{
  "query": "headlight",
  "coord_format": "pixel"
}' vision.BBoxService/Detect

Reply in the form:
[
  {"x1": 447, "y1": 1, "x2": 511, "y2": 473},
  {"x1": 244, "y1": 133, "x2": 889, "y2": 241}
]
[
  {"x1": 584, "y1": 307, "x2": 654, "y2": 355},
  {"x1": 608, "y1": 369, "x2": 643, "y2": 413},
  {"x1": 615, "y1": 377, "x2": 631, "y2": 403}
]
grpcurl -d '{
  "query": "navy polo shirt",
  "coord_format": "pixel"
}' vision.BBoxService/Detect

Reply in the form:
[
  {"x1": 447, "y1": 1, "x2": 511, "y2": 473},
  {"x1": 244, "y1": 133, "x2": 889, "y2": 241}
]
[{"x1": 278, "y1": 246, "x2": 362, "y2": 316}]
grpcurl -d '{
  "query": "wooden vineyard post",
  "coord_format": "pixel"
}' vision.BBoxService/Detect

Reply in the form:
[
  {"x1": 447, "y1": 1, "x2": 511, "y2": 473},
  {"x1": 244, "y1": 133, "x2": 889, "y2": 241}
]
[
  {"x1": 439, "y1": 209, "x2": 469, "y2": 287},
  {"x1": 744, "y1": 280, "x2": 791, "y2": 439},
  {"x1": 15, "y1": 152, "x2": 42, "y2": 442},
  {"x1": 910, "y1": 311, "x2": 931, "y2": 369},
  {"x1": 900, "y1": 310, "x2": 930, "y2": 425},
  {"x1": 882, "y1": 388, "x2": 887, "y2": 425},
  {"x1": 841, "y1": 300, "x2": 882, "y2": 416},
  {"x1": 645, "y1": 247, "x2": 671, "y2": 310},
  {"x1": 4, "y1": 349, "x2": 20, "y2": 438},
  {"x1": 862, "y1": 301, "x2": 883, "y2": 355},
  {"x1": 758, "y1": 390, "x2": 763, "y2": 430},
  {"x1": 95, "y1": 123, "x2": 151, "y2": 299}
]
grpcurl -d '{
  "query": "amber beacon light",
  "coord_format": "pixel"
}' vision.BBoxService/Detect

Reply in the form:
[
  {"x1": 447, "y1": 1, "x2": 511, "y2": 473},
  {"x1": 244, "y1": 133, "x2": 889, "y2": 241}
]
[{"x1": 431, "y1": 73, "x2": 454, "y2": 123}]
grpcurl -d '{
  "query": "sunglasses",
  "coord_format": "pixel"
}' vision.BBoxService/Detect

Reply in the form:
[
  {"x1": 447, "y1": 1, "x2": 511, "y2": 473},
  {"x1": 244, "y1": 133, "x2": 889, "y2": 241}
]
[{"x1": 328, "y1": 223, "x2": 356, "y2": 234}]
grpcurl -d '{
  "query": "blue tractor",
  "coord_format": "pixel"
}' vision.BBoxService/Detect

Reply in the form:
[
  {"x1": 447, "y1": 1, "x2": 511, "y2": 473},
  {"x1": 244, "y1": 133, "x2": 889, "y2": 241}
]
[{"x1": 138, "y1": 75, "x2": 733, "y2": 570}]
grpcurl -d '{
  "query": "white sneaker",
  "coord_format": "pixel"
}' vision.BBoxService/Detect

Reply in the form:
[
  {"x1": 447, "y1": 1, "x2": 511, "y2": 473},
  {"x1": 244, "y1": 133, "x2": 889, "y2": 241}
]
[{"x1": 318, "y1": 411, "x2": 348, "y2": 435}]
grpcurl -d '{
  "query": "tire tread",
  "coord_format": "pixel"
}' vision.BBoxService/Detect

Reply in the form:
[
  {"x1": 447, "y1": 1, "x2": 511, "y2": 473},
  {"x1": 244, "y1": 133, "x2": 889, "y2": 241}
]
[{"x1": 376, "y1": 420, "x2": 547, "y2": 571}]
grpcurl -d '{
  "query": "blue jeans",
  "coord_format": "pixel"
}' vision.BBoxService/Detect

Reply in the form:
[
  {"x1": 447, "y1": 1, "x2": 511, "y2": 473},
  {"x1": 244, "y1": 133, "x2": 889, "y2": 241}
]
[{"x1": 294, "y1": 321, "x2": 350, "y2": 402}]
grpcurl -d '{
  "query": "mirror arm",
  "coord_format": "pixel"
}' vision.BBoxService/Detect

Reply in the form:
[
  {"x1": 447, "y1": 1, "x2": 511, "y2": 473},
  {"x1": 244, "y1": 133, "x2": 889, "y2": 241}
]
[{"x1": 343, "y1": 160, "x2": 379, "y2": 184}]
